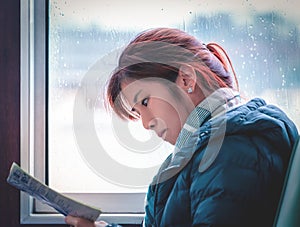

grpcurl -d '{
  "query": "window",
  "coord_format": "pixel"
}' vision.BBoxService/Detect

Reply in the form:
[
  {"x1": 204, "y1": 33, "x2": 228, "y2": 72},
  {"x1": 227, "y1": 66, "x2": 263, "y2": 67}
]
[{"x1": 21, "y1": 0, "x2": 300, "y2": 224}]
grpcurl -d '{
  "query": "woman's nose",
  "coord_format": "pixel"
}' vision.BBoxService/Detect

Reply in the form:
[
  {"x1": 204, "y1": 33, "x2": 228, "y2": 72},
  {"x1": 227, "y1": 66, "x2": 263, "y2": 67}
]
[{"x1": 141, "y1": 112, "x2": 156, "y2": 130}]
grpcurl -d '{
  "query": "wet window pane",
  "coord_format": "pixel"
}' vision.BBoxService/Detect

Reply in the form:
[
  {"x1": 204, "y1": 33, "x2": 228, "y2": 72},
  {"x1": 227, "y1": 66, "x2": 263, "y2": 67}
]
[{"x1": 48, "y1": 0, "x2": 300, "y2": 192}]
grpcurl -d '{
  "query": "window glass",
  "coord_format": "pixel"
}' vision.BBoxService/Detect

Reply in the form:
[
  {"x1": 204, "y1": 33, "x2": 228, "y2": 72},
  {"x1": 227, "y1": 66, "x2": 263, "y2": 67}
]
[{"x1": 48, "y1": 0, "x2": 300, "y2": 193}]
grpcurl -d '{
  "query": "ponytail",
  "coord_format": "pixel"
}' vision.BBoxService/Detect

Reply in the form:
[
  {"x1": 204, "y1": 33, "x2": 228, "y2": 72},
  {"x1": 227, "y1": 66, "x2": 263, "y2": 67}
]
[{"x1": 206, "y1": 43, "x2": 239, "y2": 91}]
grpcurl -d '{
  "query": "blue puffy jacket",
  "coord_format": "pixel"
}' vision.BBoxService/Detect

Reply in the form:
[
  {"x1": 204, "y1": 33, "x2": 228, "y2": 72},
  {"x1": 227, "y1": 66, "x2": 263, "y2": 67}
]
[{"x1": 143, "y1": 98, "x2": 298, "y2": 227}]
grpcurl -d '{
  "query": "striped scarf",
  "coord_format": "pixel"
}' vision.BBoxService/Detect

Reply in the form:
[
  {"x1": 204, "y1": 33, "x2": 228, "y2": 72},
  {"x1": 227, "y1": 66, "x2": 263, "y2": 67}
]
[{"x1": 173, "y1": 87, "x2": 242, "y2": 158}]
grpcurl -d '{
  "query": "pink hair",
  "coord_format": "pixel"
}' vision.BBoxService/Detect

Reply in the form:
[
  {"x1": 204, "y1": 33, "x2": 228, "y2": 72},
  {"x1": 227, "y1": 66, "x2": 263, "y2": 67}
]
[{"x1": 106, "y1": 28, "x2": 239, "y2": 120}]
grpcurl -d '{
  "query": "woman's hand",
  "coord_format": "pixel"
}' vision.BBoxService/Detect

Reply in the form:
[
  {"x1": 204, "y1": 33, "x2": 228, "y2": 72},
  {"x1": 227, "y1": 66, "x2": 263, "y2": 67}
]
[{"x1": 65, "y1": 215, "x2": 108, "y2": 227}]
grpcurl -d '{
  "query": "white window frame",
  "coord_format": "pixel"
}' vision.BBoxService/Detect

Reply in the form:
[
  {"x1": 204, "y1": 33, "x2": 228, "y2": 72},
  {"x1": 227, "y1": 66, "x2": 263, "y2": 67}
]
[{"x1": 20, "y1": 0, "x2": 145, "y2": 224}]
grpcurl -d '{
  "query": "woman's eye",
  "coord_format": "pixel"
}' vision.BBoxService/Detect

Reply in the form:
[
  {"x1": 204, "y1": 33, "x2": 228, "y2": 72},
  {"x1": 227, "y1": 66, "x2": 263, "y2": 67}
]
[{"x1": 141, "y1": 98, "x2": 148, "y2": 107}]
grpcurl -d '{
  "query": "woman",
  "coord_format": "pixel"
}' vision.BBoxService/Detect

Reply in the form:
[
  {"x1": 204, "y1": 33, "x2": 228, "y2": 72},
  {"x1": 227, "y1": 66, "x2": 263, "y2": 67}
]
[{"x1": 65, "y1": 28, "x2": 298, "y2": 227}]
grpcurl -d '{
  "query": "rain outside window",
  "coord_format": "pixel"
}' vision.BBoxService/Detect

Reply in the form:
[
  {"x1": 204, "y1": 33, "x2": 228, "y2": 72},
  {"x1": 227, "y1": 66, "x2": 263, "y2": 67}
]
[{"x1": 48, "y1": 0, "x2": 300, "y2": 193}]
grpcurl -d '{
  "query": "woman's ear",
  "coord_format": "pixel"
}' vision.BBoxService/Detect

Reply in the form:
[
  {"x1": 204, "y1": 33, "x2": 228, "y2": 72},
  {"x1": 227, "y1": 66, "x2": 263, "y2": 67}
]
[{"x1": 176, "y1": 64, "x2": 197, "y2": 94}]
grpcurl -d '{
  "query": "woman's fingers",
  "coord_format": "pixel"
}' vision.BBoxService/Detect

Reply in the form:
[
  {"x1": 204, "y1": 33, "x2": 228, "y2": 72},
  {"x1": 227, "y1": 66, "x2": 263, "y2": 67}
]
[
  {"x1": 95, "y1": 221, "x2": 109, "y2": 227},
  {"x1": 64, "y1": 215, "x2": 95, "y2": 227},
  {"x1": 64, "y1": 216, "x2": 108, "y2": 227}
]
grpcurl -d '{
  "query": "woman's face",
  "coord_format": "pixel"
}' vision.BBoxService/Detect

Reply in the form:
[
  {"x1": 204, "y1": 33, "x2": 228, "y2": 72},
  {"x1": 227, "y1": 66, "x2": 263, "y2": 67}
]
[{"x1": 120, "y1": 78, "x2": 194, "y2": 145}]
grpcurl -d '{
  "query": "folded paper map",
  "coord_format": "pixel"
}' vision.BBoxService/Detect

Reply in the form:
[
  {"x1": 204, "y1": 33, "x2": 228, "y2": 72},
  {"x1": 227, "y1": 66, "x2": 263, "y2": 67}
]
[{"x1": 7, "y1": 162, "x2": 101, "y2": 222}]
